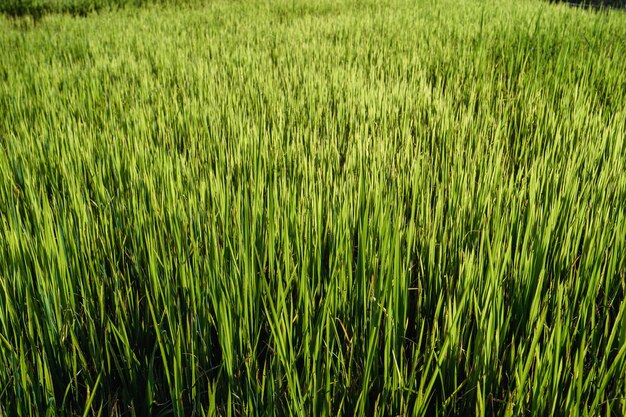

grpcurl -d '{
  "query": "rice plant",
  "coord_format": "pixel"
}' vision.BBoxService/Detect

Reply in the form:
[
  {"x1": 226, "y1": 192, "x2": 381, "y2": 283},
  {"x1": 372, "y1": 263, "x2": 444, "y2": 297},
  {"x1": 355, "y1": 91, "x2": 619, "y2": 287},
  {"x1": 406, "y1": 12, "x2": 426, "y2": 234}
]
[{"x1": 0, "y1": 0, "x2": 625, "y2": 415}]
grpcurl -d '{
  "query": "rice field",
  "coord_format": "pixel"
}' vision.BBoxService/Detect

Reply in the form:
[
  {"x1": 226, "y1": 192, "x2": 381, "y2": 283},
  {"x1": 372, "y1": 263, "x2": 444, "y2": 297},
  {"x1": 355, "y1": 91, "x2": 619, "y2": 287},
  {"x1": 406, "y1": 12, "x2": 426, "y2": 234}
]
[{"x1": 0, "y1": 0, "x2": 625, "y2": 415}]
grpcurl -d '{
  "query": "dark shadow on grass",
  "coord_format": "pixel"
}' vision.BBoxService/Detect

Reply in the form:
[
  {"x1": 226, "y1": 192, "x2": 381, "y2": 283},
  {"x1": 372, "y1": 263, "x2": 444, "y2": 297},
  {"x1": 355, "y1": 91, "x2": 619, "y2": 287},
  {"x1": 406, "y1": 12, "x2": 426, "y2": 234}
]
[
  {"x1": 0, "y1": 0, "x2": 156, "y2": 20},
  {"x1": 548, "y1": 0, "x2": 626, "y2": 10}
]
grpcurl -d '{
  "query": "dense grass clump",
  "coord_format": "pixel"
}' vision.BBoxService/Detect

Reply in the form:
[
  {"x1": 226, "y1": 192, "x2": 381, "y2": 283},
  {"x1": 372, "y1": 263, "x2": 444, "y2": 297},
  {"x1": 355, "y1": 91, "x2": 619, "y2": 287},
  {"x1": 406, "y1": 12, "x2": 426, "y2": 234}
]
[
  {"x1": 0, "y1": 0, "x2": 625, "y2": 415},
  {"x1": 549, "y1": 0, "x2": 625, "y2": 10},
  {"x1": 0, "y1": 0, "x2": 195, "y2": 19}
]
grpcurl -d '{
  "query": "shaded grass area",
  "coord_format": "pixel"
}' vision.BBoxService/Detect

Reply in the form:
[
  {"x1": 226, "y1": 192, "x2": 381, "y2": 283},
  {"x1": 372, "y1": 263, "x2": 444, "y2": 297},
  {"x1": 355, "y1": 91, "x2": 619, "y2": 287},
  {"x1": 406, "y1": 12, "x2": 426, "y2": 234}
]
[
  {"x1": 572, "y1": 0, "x2": 624, "y2": 7},
  {"x1": 0, "y1": 0, "x2": 194, "y2": 19},
  {"x1": 0, "y1": 0, "x2": 625, "y2": 416},
  {"x1": 549, "y1": 0, "x2": 625, "y2": 10}
]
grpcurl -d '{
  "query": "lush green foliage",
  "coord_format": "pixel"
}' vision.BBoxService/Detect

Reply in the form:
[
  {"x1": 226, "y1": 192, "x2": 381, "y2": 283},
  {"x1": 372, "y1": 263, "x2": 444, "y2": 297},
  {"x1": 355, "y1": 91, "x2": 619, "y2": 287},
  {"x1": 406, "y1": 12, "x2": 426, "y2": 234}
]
[
  {"x1": 552, "y1": 0, "x2": 625, "y2": 10},
  {"x1": 0, "y1": 0, "x2": 192, "y2": 19},
  {"x1": 1, "y1": 0, "x2": 625, "y2": 415}
]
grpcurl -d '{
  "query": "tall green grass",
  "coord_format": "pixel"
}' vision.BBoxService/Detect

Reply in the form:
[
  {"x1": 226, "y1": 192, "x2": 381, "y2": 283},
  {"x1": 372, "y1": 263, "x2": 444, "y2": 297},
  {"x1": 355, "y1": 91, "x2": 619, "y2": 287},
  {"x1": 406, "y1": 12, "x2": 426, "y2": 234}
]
[
  {"x1": 0, "y1": 0, "x2": 625, "y2": 415},
  {"x1": 0, "y1": 0, "x2": 198, "y2": 19}
]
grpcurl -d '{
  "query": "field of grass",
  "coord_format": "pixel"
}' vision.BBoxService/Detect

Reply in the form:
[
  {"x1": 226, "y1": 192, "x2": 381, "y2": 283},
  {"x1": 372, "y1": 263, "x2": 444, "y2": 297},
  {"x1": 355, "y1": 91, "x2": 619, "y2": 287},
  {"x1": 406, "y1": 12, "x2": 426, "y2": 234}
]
[
  {"x1": 0, "y1": 0, "x2": 187, "y2": 19},
  {"x1": 1, "y1": 0, "x2": 625, "y2": 415}
]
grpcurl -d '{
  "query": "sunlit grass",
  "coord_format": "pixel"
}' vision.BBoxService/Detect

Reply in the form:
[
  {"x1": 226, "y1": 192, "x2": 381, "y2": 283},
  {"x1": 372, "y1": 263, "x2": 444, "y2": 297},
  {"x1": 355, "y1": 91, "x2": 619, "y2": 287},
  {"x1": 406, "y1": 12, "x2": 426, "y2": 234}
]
[{"x1": 0, "y1": 0, "x2": 625, "y2": 415}]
